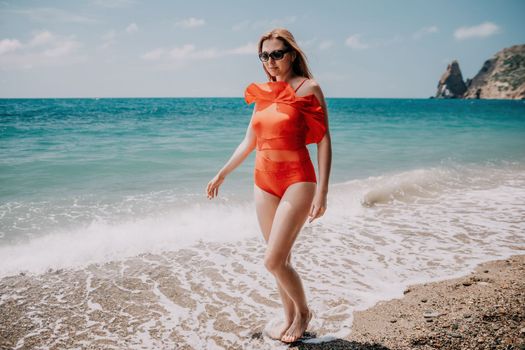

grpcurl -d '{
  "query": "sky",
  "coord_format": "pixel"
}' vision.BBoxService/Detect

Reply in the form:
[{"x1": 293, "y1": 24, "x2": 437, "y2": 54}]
[{"x1": 1, "y1": 0, "x2": 524, "y2": 98}]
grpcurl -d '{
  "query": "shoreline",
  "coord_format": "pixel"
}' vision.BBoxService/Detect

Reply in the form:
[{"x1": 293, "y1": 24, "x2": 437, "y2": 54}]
[
  {"x1": 293, "y1": 254, "x2": 525, "y2": 350},
  {"x1": 1, "y1": 250, "x2": 523, "y2": 349}
]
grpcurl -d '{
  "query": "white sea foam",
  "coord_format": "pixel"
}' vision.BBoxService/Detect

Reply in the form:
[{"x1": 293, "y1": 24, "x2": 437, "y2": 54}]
[
  {"x1": 0, "y1": 200, "x2": 259, "y2": 278},
  {"x1": 1, "y1": 161, "x2": 524, "y2": 284}
]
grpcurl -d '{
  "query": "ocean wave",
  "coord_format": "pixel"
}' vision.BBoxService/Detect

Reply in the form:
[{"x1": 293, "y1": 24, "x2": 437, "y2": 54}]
[{"x1": 1, "y1": 160, "x2": 524, "y2": 279}]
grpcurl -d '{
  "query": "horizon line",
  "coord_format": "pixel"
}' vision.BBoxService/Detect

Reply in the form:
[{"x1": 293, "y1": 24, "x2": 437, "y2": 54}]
[{"x1": 0, "y1": 96, "x2": 441, "y2": 100}]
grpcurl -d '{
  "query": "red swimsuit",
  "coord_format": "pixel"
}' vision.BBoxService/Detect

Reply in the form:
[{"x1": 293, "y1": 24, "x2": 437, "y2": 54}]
[{"x1": 244, "y1": 79, "x2": 327, "y2": 198}]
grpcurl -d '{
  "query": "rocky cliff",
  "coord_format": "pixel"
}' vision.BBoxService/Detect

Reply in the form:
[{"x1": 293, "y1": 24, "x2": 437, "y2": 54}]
[{"x1": 434, "y1": 44, "x2": 525, "y2": 99}]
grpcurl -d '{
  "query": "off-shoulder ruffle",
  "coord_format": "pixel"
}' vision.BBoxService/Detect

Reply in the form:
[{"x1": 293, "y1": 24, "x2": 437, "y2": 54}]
[
  {"x1": 244, "y1": 81, "x2": 295, "y2": 105},
  {"x1": 300, "y1": 94, "x2": 327, "y2": 144},
  {"x1": 244, "y1": 81, "x2": 327, "y2": 144}
]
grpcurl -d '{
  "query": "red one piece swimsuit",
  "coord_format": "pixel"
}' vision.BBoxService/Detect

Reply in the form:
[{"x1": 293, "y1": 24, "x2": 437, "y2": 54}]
[{"x1": 244, "y1": 79, "x2": 327, "y2": 199}]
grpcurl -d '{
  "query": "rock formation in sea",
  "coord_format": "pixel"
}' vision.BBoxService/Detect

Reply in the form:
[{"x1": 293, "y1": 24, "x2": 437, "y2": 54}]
[
  {"x1": 434, "y1": 44, "x2": 525, "y2": 99},
  {"x1": 435, "y1": 60, "x2": 467, "y2": 98}
]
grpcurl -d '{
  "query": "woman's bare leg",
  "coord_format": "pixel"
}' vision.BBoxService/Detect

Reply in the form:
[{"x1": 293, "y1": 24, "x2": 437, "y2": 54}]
[
  {"x1": 254, "y1": 185, "x2": 295, "y2": 338},
  {"x1": 263, "y1": 182, "x2": 316, "y2": 342}
]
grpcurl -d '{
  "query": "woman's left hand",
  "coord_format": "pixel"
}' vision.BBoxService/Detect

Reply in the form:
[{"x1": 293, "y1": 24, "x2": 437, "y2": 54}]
[{"x1": 308, "y1": 191, "x2": 327, "y2": 223}]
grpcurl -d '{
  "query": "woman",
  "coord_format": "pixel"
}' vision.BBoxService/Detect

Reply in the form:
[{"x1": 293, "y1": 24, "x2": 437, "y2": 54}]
[{"x1": 206, "y1": 28, "x2": 332, "y2": 343}]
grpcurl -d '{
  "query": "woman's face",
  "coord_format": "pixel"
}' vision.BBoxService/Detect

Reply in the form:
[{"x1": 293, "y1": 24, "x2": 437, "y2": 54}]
[{"x1": 260, "y1": 38, "x2": 295, "y2": 78}]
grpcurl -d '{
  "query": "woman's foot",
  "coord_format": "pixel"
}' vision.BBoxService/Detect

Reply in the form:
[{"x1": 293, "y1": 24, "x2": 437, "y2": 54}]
[
  {"x1": 280, "y1": 309, "x2": 312, "y2": 343},
  {"x1": 264, "y1": 318, "x2": 293, "y2": 340}
]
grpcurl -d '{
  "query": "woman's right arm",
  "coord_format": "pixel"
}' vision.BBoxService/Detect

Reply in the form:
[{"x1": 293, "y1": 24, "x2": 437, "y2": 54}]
[
  {"x1": 218, "y1": 108, "x2": 257, "y2": 178},
  {"x1": 206, "y1": 108, "x2": 257, "y2": 199}
]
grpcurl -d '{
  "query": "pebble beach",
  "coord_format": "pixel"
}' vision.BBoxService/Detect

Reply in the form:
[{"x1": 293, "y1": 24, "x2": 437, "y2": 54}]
[{"x1": 343, "y1": 254, "x2": 525, "y2": 350}]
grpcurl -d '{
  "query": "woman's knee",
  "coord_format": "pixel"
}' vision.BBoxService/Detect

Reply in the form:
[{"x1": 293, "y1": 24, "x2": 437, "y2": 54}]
[{"x1": 264, "y1": 252, "x2": 288, "y2": 274}]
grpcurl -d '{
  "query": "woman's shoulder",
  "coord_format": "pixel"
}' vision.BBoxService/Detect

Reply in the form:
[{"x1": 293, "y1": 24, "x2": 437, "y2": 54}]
[
  {"x1": 297, "y1": 78, "x2": 324, "y2": 104},
  {"x1": 299, "y1": 78, "x2": 321, "y2": 94}
]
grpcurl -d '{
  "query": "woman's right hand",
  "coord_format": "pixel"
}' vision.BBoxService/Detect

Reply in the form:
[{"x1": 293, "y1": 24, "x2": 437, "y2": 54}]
[{"x1": 206, "y1": 173, "x2": 225, "y2": 199}]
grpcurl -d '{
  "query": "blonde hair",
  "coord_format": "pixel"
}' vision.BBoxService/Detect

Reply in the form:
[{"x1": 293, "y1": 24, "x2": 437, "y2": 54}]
[{"x1": 257, "y1": 28, "x2": 313, "y2": 81}]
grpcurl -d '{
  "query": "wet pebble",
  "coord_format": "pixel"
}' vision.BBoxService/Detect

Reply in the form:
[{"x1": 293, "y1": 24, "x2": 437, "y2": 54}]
[{"x1": 423, "y1": 310, "x2": 440, "y2": 318}]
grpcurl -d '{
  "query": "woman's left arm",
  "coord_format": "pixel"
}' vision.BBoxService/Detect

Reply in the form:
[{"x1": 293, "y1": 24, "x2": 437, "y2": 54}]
[{"x1": 309, "y1": 82, "x2": 332, "y2": 223}]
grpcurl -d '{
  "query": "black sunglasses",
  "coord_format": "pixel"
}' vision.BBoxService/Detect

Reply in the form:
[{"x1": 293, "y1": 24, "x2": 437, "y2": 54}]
[{"x1": 258, "y1": 48, "x2": 291, "y2": 62}]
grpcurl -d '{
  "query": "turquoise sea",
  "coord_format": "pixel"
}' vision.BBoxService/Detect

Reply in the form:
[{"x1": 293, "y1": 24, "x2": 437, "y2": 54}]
[{"x1": 1, "y1": 97, "x2": 524, "y2": 348}]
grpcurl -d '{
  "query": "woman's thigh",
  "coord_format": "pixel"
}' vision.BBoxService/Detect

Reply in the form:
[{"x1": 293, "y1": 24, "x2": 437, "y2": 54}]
[
  {"x1": 266, "y1": 182, "x2": 316, "y2": 261},
  {"x1": 254, "y1": 184, "x2": 281, "y2": 243}
]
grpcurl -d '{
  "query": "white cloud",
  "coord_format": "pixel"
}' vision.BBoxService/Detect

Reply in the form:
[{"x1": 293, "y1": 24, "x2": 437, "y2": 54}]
[
  {"x1": 43, "y1": 38, "x2": 81, "y2": 57},
  {"x1": 412, "y1": 25, "x2": 438, "y2": 40},
  {"x1": 344, "y1": 33, "x2": 402, "y2": 50},
  {"x1": 99, "y1": 23, "x2": 137, "y2": 49},
  {"x1": 28, "y1": 31, "x2": 54, "y2": 47},
  {"x1": 454, "y1": 21, "x2": 500, "y2": 40},
  {"x1": 169, "y1": 44, "x2": 197, "y2": 59},
  {"x1": 126, "y1": 23, "x2": 138, "y2": 34},
  {"x1": 297, "y1": 37, "x2": 334, "y2": 51},
  {"x1": 227, "y1": 42, "x2": 257, "y2": 55},
  {"x1": 345, "y1": 34, "x2": 369, "y2": 49},
  {"x1": 175, "y1": 17, "x2": 205, "y2": 29},
  {"x1": 0, "y1": 31, "x2": 84, "y2": 70},
  {"x1": 140, "y1": 42, "x2": 256, "y2": 68},
  {"x1": 140, "y1": 48, "x2": 165, "y2": 61},
  {"x1": 319, "y1": 40, "x2": 334, "y2": 50},
  {"x1": 0, "y1": 39, "x2": 22, "y2": 55}
]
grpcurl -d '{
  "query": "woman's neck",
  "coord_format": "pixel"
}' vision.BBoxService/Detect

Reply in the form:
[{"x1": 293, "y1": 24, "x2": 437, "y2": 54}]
[{"x1": 274, "y1": 71, "x2": 296, "y2": 84}]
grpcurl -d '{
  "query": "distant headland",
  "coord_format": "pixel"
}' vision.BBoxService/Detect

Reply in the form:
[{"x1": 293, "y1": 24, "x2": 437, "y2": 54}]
[{"x1": 432, "y1": 44, "x2": 525, "y2": 99}]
